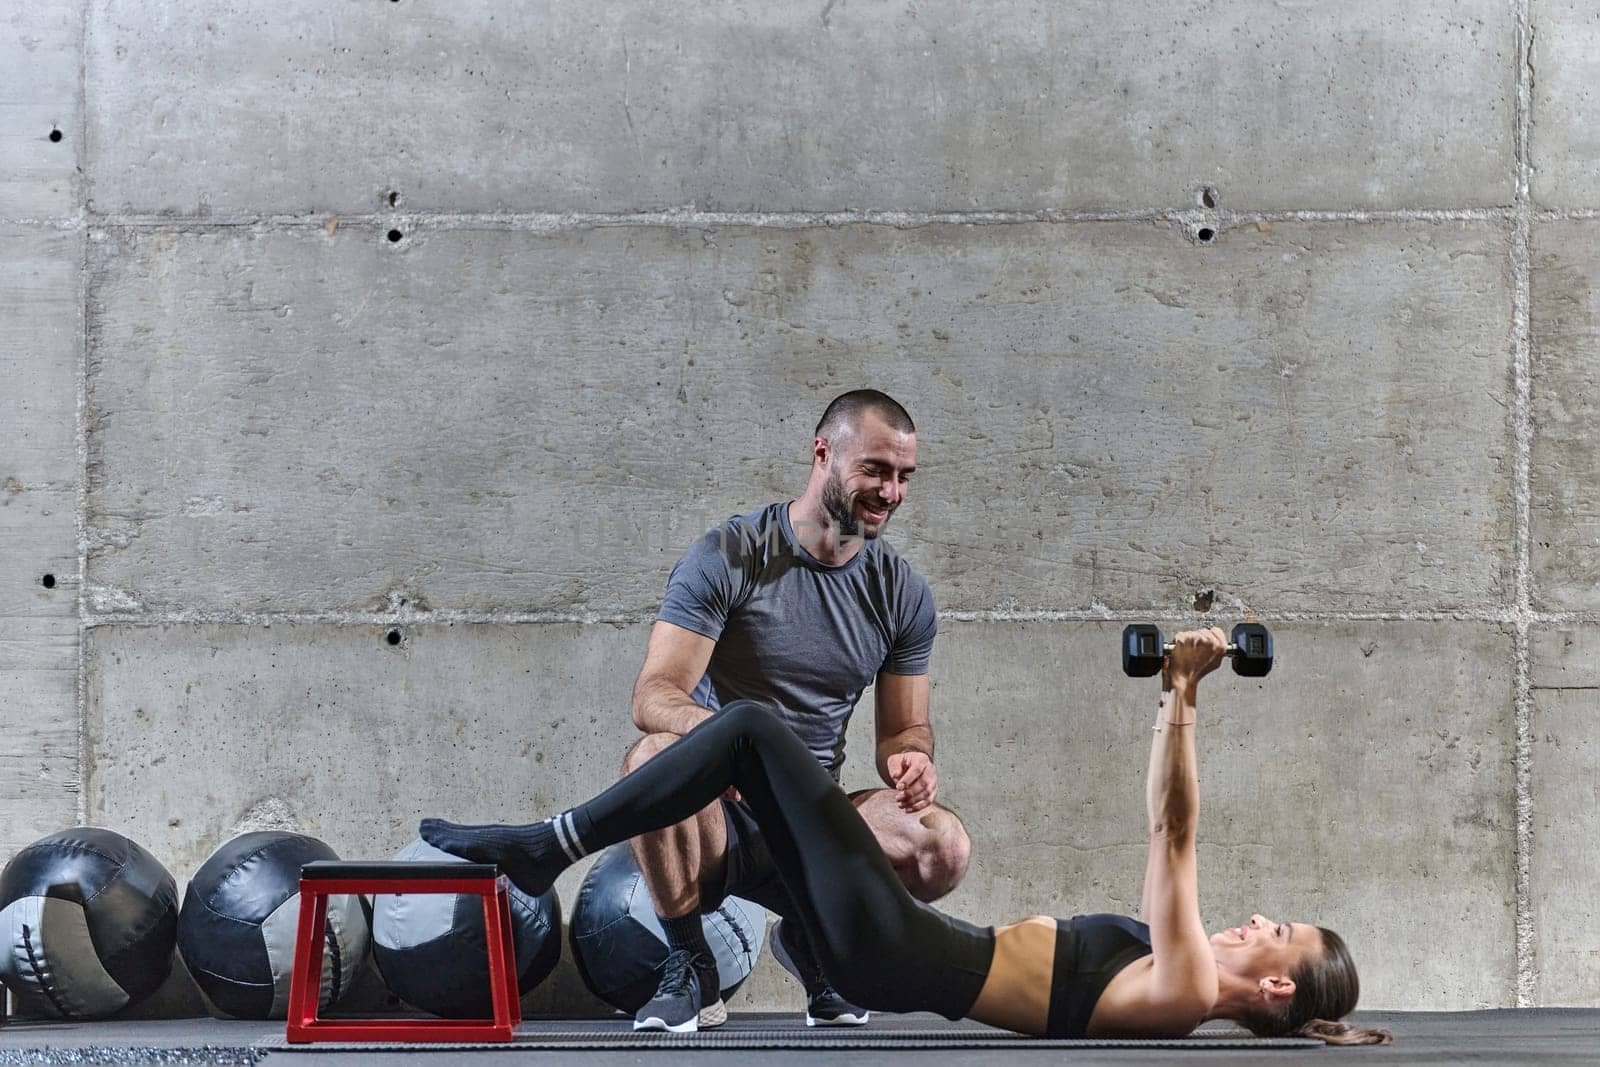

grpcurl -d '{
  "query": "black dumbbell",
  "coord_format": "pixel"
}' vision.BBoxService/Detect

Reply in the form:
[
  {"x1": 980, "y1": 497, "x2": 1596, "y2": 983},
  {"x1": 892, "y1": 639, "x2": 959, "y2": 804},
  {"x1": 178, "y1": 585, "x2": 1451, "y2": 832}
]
[{"x1": 1121, "y1": 623, "x2": 1273, "y2": 678}]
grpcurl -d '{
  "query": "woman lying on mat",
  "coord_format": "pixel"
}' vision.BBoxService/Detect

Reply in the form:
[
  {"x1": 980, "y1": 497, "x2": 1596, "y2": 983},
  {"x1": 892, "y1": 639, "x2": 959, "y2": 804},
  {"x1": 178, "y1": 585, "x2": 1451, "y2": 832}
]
[{"x1": 423, "y1": 627, "x2": 1390, "y2": 1045}]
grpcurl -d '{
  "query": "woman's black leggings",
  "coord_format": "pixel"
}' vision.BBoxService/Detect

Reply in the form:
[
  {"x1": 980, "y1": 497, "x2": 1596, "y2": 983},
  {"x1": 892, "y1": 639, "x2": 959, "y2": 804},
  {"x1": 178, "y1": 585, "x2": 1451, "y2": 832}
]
[{"x1": 574, "y1": 700, "x2": 995, "y2": 1018}]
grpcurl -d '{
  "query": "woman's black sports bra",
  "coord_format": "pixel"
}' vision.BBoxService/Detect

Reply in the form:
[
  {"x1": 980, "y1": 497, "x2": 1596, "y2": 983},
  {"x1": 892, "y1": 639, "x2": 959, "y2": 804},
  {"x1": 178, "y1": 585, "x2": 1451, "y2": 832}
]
[{"x1": 1046, "y1": 914, "x2": 1154, "y2": 1037}]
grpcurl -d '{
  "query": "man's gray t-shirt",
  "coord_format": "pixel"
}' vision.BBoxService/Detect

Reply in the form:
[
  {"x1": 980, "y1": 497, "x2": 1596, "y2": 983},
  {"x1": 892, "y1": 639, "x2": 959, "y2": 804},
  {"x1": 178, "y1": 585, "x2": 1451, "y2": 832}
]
[{"x1": 657, "y1": 502, "x2": 937, "y2": 778}]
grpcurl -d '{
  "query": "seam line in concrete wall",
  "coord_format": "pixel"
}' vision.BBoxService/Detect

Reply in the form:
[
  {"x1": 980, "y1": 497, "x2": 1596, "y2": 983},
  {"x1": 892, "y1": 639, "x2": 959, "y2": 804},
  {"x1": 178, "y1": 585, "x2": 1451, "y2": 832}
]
[
  {"x1": 8, "y1": 480, "x2": 76, "y2": 492},
  {"x1": 0, "y1": 216, "x2": 86, "y2": 229},
  {"x1": 75, "y1": 609, "x2": 1547, "y2": 629},
  {"x1": 18, "y1": 207, "x2": 1600, "y2": 229},
  {"x1": 1511, "y1": 0, "x2": 1535, "y2": 1009},
  {"x1": 0, "y1": 208, "x2": 1531, "y2": 231},
  {"x1": 73, "y1": 0, "x2": 90, "y2": 830}
]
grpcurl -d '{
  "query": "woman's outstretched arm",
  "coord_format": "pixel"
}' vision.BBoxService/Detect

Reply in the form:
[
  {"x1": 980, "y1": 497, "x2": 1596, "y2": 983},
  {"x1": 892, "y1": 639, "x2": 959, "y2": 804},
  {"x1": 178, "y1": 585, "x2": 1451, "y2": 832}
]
[{"x1": 1137, "y1": 628, "x2": 1228, "y2": 1025}]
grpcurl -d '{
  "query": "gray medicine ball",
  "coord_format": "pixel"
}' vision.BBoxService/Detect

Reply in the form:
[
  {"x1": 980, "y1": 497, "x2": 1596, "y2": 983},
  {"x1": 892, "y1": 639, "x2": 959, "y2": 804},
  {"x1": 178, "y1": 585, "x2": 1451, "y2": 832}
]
[
  {"x1": 0, "y1": 827, "x2": 179, "y2": 1019},
  {"x1": 570, "y1": 844, "x2": 765, "y2": 1013},
  {"x1": 372, "y1": 839, "x2": 562, "y2": 1017},
  {"x1": 177, "y1": 831, "x2": 369, "y2": 1019}
]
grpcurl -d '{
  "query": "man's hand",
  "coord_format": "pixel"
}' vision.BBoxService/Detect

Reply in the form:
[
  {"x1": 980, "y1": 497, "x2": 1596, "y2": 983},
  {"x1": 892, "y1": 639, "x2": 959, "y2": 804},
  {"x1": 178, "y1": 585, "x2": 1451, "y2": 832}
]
[{"x1": 887, "y1": 751, "x2": 938, "y2": 812}]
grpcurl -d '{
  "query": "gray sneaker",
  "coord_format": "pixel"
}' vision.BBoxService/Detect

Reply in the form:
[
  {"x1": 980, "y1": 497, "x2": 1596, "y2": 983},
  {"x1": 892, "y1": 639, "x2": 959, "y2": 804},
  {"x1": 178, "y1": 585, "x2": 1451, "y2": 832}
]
[{"x1": 633, "y1": 948, "x2": 726, "y2": 1032}]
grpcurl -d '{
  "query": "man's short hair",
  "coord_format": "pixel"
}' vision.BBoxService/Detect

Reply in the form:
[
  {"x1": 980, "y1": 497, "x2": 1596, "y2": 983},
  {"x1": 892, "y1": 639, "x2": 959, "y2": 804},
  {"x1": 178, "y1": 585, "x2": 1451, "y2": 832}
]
[{"x1": 814, "y1": 389, "x2": 916, "y2": 442}]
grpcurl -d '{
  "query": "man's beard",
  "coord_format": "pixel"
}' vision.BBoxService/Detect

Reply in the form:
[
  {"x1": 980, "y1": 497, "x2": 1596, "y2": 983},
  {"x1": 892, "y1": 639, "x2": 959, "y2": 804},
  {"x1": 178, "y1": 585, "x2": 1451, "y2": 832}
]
[{"x1": 821, "y1": 466, "x2": 883, "y2": 540}]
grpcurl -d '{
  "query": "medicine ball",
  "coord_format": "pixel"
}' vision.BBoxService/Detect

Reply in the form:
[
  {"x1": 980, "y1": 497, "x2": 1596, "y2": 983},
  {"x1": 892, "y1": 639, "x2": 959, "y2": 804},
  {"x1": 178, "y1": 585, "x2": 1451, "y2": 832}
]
[
  {"x1": 0, "y1": 827, "x2": 179, "y2": 1019},
  {"x1": 177, "y1": 831, "x2": 369, "y2": 1019},
  {"x1": 372, "y1": 839, "x2": 561, "y2": 1017},
  {"x1": 569, "y1": 844, "x2": 765, "y2": 1013}
]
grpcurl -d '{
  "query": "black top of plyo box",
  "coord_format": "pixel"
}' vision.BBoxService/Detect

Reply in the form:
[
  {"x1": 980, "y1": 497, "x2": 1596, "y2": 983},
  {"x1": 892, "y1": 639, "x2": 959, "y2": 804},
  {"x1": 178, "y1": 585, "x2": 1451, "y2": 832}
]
[{"x1": 300, "y1": 860, "x2": 500, "y2": 880}]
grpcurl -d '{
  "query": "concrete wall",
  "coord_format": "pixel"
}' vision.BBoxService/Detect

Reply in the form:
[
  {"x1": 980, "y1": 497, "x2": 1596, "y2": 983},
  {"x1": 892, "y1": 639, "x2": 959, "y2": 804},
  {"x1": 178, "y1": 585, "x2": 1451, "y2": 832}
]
[{"x1": 2, "y1": 0, "x2": 1595, "y2": 1016}]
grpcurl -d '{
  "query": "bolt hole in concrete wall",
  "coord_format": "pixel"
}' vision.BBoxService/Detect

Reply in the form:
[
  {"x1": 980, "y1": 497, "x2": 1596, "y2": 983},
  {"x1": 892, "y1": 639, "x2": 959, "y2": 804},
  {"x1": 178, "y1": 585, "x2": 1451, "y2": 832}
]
[
  {"x1": 386, "y1": 228, "x2": 403, "y2": 243},
  {"x1": 48, "y1": 127, "x2": 62, "y2": 142},
  {"x1": 1194, "y1": 226, "x2": 1215, "y2": 243},
  {"x1": 40, "y1": 574, "x2": 56, "y2": 589},
  {"x1": 1198, "y1": 186, "x2": 1217, "y2": 208},
  {"x1": 386, "y1": 629, "x2": 402, "y2": 646}
]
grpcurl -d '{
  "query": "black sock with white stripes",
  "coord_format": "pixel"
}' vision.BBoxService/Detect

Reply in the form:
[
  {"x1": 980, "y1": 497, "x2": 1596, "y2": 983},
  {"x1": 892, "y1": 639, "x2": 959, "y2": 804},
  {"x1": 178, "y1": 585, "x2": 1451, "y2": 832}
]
[{"x1": 420, "y1": 809, "x2": 593, "y2": 897}]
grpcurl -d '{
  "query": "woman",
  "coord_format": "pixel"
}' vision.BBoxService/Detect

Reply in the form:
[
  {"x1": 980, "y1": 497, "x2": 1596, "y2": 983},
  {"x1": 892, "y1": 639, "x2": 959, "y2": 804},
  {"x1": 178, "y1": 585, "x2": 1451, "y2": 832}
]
[{"x1": 423, "y1": 627, "x2": 1390, "y2": 1044}]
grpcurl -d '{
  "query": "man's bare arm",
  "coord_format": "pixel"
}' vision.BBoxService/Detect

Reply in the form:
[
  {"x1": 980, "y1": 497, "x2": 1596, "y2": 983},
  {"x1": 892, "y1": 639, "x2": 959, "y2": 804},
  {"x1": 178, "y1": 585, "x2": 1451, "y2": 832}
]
[
  {"x1": 874, "y1": 671, "x2": 933, "y2": 777},
  {"x1": 875, "y1": 671, "x2": 937, "y2": 810},
  {"x1": 631, "y1": 621, "x2": 718, "y2": 736}
]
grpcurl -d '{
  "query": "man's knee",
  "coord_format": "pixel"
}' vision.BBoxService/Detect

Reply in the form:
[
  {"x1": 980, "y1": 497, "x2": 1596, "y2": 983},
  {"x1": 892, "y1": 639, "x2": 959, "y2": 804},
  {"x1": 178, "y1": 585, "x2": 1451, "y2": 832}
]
[
  {"x1": 856, "y1": 790, "x2": 972, "y2": 903},
  {"x1": 622, "y1": 731, "x2": 680, "y2": 774},
  {"x1": 905, "y1": 806, "x2": 970, "y2": 903}
]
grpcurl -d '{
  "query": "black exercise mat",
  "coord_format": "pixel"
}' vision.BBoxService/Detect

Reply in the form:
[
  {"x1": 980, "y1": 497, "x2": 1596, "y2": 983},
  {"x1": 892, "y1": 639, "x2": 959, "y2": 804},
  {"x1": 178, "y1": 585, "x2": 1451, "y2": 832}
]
[
  {"x1": 261, "y1": 1027, "x2": 1320, "y2": 1050},
  {"x1": 0, "y1": 1049, "x2": 262, "y2": 1066}
]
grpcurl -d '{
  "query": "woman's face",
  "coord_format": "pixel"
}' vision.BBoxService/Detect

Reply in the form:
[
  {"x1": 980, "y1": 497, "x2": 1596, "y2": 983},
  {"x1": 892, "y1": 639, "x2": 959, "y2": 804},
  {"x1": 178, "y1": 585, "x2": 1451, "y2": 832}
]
[{"x1": 1210, "y1": 913, "x2": 1323, "y2": 983}]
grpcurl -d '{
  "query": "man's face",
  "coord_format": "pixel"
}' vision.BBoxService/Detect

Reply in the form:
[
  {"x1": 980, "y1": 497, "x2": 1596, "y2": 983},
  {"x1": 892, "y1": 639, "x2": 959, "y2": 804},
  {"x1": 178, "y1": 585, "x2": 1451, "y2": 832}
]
[{"x1": 819, "y1": 412, "x2": 917, "y2": 540}]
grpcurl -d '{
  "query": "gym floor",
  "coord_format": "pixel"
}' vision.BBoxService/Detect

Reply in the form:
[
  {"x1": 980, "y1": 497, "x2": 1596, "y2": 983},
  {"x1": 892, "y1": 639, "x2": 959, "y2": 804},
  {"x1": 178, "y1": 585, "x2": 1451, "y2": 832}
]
[{"x1": 1, "y1": 1011, "x2": 1597, "y2": 1065}]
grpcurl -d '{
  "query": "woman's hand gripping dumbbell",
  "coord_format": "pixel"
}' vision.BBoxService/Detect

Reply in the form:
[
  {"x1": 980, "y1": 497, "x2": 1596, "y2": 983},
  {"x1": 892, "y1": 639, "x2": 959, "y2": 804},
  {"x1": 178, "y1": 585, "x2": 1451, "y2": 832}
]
[{"x1": 1120, "y1": 623, "x2": 1274, "y2": 678}]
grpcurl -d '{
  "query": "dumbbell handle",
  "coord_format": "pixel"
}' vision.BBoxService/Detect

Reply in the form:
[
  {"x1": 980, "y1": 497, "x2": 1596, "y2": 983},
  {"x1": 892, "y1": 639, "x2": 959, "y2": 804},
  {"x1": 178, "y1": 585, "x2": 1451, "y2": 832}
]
[{"x1": 1161, "y1": 641, "x2": 1244, "y2": 656}]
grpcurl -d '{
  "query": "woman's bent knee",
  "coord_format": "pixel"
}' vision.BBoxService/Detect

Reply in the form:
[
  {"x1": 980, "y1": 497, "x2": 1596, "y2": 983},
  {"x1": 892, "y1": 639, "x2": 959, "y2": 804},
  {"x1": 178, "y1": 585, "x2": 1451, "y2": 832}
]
[
  {"x1": 716, "y1": 699, "x2": 770, "y2": 724},
  {"x1": 715, "y1": 699, "x2": 786, "y2": 742}
]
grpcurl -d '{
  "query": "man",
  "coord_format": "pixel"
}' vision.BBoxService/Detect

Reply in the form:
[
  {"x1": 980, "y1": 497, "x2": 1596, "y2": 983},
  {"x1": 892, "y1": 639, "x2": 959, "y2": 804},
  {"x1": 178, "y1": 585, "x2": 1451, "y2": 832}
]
[{"x1": 625, "y1": 389, "x2": 971, "y2": 1032}]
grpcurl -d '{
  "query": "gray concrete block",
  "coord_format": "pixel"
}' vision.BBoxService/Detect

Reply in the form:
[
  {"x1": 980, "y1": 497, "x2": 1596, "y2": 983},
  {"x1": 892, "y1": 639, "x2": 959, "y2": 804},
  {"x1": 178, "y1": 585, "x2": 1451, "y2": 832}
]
[
  {"x1": 0, "y1": 486, "x2": 75, "y2": 621},
  {"x1": 917, "y1": 620, "x2": 1515, "y2": 1011},
  {"x1": 84, "y1": 621, "x2": 643, "y2": 877},
  {"x1": 86, "y1": 618, "x2": 1514, "y2": 1011},
  {"x1": 1531, "y1": 221, "x2": 1600, "y2": 611},
  {"x1": 85, "y1": 1, "x2": 1512, "y2": 215},
  {"x1": 86, "y1": 619, "x2": 648, "y2": 1015},
  {"x1": 0, "y1": 611, "x2": 78, "y2": 864},
  {"x1": 2, "y1": 226, "x2": 80, "y2": 480},
  {"x1": 0, "y1": 2, "x2": 78, "y2": 217},
  {"x1": 1532, "y1": 0, "x2": 1600, "y2": 207},
  {"x1": 1530, "y1": 626, "x2": 1600, "y2": 689},
  {"x1": 0, "y1": 224, "x2": 81, "y2": 863},
  {"x1": 86, "y1": 221, "x2": 1514, "y2": 616},
  {"x1": 1529, "y1": 599, "x2": 1600, "y2": 1011},
  {"x1": 1530, "y1": 627, "x2": 1600, "y2": 1004}
]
